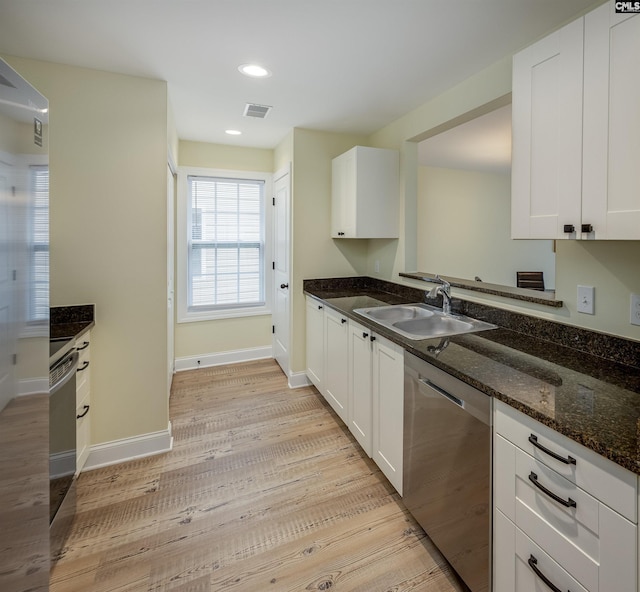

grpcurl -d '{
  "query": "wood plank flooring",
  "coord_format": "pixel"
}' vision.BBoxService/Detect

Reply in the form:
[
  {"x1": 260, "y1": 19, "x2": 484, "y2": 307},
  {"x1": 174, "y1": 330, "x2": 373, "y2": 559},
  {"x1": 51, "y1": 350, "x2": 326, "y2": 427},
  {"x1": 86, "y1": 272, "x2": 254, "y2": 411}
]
[{"x1": 50, "y1": 359, "x2": 468, "y2": 592}]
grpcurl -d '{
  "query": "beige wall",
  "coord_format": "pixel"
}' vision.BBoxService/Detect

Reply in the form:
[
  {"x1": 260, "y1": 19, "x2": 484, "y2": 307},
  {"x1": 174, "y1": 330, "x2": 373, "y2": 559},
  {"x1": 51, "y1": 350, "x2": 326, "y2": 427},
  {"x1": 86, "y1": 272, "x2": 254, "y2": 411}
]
[
  {"x1": 5, "y1": 56, "x2": 171, "y2": 445},
  {"x1": 418, "y1": 166, "x2": 555, "y2": 289},
  {"x1": 174, "y1": 140, "x2": 274, "y2": 360},
  {"x1": 289, "y1": 128, "x2": 369, "y2": 373}
]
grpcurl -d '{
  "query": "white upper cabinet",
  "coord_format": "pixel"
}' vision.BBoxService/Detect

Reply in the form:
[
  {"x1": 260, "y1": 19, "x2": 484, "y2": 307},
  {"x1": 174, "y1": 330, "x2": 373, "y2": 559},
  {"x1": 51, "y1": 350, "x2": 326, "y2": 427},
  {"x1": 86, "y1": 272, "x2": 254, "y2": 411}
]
[
  {"x1": 582, "y1": 3, "x2": 640, "y2": 239},
  {"x1": 331, "y1": 146, "x2": 399, "y2": 239},
  {"x1": 512, "y1": 1, "x2": 640, "y2": 240},
  {"x1": 511, "y1": 17, "x2": 584, "y2": 239}
]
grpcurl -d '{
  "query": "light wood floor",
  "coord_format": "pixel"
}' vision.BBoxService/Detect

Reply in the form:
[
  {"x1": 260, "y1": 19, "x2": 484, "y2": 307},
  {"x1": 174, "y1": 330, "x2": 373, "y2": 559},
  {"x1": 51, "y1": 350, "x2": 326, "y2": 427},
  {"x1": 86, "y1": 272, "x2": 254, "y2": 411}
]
[{"x1": 51, "y1": 359, "x2": 468, "y2": 592}]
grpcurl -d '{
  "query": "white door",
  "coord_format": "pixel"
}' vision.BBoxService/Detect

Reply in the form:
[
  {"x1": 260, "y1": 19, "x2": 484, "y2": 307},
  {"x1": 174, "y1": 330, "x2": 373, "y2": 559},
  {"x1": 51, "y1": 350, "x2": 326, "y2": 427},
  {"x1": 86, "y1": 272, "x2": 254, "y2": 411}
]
[
  {"x1": 272, "y1": 166, "x2": 290, "y2": 376},
  {"x1": 167, "y1": 164, "x2": 175, "y2": 398}
]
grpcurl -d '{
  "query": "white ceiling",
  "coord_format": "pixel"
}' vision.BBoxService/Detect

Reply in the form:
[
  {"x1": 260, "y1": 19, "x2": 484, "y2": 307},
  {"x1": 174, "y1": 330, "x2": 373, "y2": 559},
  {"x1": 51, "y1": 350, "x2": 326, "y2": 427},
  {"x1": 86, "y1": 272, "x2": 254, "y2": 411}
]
[{"x1": 0, "y1": 0, "x2": 600, "y2": 149}]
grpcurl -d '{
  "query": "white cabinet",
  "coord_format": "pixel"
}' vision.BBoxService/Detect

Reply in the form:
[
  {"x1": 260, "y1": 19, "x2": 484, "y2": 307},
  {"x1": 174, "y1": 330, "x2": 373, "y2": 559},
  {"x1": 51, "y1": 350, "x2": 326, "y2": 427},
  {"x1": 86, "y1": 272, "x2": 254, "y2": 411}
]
[
  {"x1": 512, "y1": 1, "x2": 640, "y2": 240},
  {"x1": 75, "y1": 331, "x2": 91, "y2": 473},
  {"x1": 348, "y1": 320, "x2": 373, "y2": 456},
  {"x1": 371, "y1": 335, "x2": 404, "y2": 495},
  {"x1": 323, "y1": 306, "x2": 350, "y2": 423},
  {"x1": 305, "y1": 297, "x2": 325, "y2": 392},
  {"x1": 331, "y1": 146, "x2": 399, "y2": 239},
  {"x1": 582, "y1": 3, "x2": 640, "y2": 239},
  {"x1": 493, "y1": 399, "x2": 638, "y2": 592},
  {"x1": 305, "y1": 301, "x2": 404, "y2": 494},
  {"x1": 511, "y1": 17, "x2": 584, "y2": 239}
]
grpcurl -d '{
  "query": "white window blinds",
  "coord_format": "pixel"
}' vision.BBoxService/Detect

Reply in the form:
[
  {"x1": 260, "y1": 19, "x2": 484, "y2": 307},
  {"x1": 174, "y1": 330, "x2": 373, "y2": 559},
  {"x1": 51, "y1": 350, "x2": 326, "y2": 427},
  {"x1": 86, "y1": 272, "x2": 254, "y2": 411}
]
[
  {"x1": 187, "y1": 175, "x2": 265, "y2": 311},
  {"x1": 30, "y1": 165, "x2": 48, "y2": 322}
]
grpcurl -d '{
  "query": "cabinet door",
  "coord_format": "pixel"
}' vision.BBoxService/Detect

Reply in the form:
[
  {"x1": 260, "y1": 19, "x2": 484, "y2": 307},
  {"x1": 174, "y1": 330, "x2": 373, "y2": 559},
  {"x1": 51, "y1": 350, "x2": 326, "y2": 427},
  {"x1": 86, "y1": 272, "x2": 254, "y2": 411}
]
[
  {"x1": 75, "y1": 333, "x2": 91, "y2": 473},
  {"x1": 331, "y1": 149, "x2": 356, "y2": 238},
  {"x1": 324, "y1": 307, "x2": 349, "y2": 423},
  {"x1": 305, "y1": 297, "x2": 325, "y2": 392},
  {"x1": 372, "y1": 336, "x2": 404, "y2": 494},
  {"x1": 582, "y1": 4, "x2": 640, "y2": 239},
  {"x1": 511, "y1": 17, "x2": 584, "y2": 239},
  {"x1": 348, "y1": 320, "x2": 373, "y2": 456}
]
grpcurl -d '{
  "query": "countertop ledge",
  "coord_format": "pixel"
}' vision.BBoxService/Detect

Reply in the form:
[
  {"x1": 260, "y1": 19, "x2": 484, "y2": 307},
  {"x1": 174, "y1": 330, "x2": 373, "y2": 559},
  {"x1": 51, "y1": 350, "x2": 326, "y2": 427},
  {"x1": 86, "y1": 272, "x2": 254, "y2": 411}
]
[
  {"x1": 50, "y1": 304, "x2": 95, "y2": 341},
  {"x1": 304, "y1": 278, "x2": 640, "y2": 476}
]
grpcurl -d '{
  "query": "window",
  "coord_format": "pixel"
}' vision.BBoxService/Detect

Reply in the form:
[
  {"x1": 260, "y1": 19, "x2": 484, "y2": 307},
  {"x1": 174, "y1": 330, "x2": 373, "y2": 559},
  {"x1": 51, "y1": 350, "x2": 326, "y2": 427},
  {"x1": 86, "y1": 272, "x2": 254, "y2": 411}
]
[
  {"x1": 177, "y1": 168, "x2": 271, "y2": 322},
  {"x1": 30, "y1": 165, "x2": 49, "y2": 323}
]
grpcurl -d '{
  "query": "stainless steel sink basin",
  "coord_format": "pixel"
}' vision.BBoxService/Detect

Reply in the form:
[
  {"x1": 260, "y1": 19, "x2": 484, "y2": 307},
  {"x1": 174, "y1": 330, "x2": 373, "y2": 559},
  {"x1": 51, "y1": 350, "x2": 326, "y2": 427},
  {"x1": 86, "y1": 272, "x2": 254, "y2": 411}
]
[
  {"x1": 354, "y1": 303, "x2": 496, "y2": 340},
  {"x1": 365, "y1": 304, "x2": 434, "y2": 322}
]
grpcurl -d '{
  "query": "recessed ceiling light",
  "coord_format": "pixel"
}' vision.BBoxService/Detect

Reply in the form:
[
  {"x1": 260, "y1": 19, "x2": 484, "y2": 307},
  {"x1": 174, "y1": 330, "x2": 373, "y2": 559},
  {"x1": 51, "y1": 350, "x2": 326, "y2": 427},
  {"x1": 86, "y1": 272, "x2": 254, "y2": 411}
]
[
  {"x1": 225, "y1": 129, "x2": 242, "y2": 136},
  {"x1": 238, "y1": 64, "x2": 271, "y2": 78}
]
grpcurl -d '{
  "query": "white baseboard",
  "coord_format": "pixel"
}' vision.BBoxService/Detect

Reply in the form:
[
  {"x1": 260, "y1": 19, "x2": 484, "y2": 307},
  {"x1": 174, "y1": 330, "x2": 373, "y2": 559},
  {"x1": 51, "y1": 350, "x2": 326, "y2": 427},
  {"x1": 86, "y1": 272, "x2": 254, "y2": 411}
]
[
  {"x1": 83, "y1": 422, "x2": 173, "y2": 472},
  {"x1": 288, "y1": 371, "x2": 312, "y2": 389},
  {"x1": 50, "y1": 450, "x2": 75, "y2": 479},
  {"x1": 174, "y1": 346, "x2": 273, "y2": 372},
  {"x1": 18, "y1": 377, "x2": 49, "y2": 396}
]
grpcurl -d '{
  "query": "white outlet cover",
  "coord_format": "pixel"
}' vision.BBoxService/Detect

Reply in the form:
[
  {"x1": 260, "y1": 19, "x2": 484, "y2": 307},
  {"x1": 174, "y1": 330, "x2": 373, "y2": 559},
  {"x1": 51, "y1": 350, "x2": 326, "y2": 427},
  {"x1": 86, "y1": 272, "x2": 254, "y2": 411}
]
[{"x1": 577, "y1": 285, "x2": 595, "y2": 315}]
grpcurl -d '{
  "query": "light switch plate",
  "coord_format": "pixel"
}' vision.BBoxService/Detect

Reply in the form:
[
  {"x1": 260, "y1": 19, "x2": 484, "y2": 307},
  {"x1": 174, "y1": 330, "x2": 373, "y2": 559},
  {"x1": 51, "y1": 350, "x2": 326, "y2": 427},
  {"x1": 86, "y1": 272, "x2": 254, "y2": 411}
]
[
  {"x1": 631, "y1": 293, "x2": 640, "y2": 326},
  {"x1": 577, "y1": 285, "x2": 595, "y2": 315}
]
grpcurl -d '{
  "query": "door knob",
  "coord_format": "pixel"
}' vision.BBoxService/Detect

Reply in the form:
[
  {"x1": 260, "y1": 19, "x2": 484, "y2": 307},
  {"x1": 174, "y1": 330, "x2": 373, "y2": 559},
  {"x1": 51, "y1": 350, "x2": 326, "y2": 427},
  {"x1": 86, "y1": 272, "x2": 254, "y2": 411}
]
[{"x1": 280, "y1": 283, "x2": 289, "y2": 289}]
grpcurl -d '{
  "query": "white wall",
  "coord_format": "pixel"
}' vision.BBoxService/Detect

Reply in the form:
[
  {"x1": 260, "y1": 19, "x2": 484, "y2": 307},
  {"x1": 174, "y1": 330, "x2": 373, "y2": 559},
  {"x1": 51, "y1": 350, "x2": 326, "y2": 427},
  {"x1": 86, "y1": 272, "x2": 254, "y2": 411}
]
[{"x1": 4, "y1": 56, "x2": 171, "y2": 445}]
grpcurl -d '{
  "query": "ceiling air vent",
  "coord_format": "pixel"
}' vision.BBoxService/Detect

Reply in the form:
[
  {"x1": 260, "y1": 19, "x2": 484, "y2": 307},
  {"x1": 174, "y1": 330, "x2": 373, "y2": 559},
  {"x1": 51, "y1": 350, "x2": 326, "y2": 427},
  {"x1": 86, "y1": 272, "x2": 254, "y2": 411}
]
[{"x1": 243, "y1": 103, "x2": 272, "y2": 119}]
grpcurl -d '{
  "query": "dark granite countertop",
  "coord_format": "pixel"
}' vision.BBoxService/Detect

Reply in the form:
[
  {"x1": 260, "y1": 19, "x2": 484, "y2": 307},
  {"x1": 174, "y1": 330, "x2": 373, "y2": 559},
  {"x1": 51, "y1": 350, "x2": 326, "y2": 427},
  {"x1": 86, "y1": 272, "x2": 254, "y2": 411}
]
[
  {"x1": 304, "y1": 278, "x2": 640, "y2": 476},
  {"x1": 50, "y1": 304, "x2": 95, "y2": 341}
]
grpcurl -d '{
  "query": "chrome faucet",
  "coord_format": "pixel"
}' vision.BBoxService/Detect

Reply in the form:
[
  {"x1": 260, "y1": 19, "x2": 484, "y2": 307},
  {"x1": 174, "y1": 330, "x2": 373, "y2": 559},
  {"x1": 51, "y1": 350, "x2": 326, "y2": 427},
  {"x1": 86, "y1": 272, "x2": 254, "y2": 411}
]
[{"x1": 426, "y1": 275, "x2": 452, "y2": 315}]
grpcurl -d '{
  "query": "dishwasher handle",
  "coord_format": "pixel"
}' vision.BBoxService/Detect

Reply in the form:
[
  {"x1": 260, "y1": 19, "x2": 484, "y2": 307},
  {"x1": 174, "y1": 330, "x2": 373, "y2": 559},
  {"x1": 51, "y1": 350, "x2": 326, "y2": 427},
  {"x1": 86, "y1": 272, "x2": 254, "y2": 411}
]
[{"x1": 419, "y1": 377, "x2": 464, "y2": 408}]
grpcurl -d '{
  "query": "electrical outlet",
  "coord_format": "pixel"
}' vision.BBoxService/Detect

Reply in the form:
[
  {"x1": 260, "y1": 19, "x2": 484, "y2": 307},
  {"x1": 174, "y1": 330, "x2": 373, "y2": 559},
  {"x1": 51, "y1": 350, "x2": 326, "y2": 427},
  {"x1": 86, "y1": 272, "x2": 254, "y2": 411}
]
[
  {"x1": 577, "y1": 285, "x2": 595, "y2": 315},
  {"x1": 630, "y1": 294, "x2": 640, "y2": 326},
  {"x1": 374, "y1": 260, "x2": 380, "y2": 273}
]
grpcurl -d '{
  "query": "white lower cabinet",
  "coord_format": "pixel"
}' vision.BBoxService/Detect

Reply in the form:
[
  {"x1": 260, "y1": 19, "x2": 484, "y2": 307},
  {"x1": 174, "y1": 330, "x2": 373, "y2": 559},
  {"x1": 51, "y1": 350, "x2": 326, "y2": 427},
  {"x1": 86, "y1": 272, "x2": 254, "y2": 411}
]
[
  {"x1": 305, "y1": 297, "x2": 325, "y2": 392},
  {"x1": 371, "y1": 334, "x2": 404, "y2": 495},
  {"x1": 75, "y1": 331, "x2": 91, "y2": 473},
  {"x1": 305, "y1": 299, "x2": 404, "y2": 495},
  {"x1": 493, "y1": 399, "x2": 638, "y2": 592},
  {"x1": 324, "y1": 307, "x2": 349, "y2": 423},
  {"x1": 348, "y1": 320, "x2": 373, "y2": 456}
]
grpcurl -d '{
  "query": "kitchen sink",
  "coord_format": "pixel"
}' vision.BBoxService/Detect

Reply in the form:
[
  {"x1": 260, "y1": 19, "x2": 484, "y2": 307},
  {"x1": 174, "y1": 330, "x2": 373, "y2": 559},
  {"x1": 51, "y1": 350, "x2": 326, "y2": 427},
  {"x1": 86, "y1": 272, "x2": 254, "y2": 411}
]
[{"x1": 354, "y1": 303, "x2": 496, "y2": 340}]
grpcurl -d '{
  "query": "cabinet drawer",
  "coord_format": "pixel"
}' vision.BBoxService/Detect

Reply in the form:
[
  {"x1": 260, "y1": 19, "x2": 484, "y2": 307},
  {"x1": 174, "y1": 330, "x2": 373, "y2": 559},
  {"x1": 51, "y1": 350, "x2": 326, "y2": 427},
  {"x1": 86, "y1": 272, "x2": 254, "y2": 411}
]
[
  {"x1": 494, "y1": 510, "x2": 589, "y2": 592},
  {"x1": 495, "y1": 400, "x2": 637, "y2": 522},
  {"x1": 495, "y1": 433, "x2": 637, "y2": 592}
]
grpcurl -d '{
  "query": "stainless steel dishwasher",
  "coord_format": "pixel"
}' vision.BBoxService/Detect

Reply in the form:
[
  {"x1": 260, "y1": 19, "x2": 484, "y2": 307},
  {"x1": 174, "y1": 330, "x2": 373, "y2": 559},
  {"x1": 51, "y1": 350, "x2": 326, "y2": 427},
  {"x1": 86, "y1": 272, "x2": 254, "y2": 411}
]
[{"x1": 404, "y1": 352, "x2": 491, "y2": 592}]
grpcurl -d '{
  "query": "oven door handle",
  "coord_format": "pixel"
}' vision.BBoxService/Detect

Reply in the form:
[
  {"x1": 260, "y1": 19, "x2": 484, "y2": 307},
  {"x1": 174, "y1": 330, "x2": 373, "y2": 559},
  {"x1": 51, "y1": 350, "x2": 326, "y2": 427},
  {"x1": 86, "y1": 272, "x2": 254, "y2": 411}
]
[{"x1": 50, "y1": 351, "x2": 79, "y2": 394}]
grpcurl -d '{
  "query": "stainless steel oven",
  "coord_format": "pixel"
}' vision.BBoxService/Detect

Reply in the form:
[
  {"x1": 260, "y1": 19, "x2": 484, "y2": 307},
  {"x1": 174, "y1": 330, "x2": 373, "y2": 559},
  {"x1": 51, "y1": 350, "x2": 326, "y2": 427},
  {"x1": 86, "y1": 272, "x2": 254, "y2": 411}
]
[
  {"x1": 404, "y1": 352, "x2": 492, "y2": 592},
  {"x1": 49, "y1": 340, "x2": 79, "y2": 560}
]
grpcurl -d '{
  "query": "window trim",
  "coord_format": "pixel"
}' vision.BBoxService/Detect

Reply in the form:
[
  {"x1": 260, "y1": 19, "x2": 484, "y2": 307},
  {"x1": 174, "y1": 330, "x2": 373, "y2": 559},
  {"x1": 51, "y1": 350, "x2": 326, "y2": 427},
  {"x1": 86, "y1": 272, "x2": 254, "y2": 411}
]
[{"x1": 177, "y1": 166, "x2": 272, "y2": 323}]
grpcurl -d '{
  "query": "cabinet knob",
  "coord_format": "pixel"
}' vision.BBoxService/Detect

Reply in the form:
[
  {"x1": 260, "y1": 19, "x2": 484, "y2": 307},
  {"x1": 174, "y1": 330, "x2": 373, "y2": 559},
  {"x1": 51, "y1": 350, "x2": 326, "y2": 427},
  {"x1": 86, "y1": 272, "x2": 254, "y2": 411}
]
[
  {"x1": 337, "y1": 231, "x2": 345, "y2": 236},
  {"x1": 370, "y1": 335, "x2": 376, "y2": 342},
  {"x1": 341, "y1": 318, "x2": 347, "y2": 324},
  {"x1": 563, "y1": 224, "x2": 575, "y2": 233},
  {"x1": 318, "y1": 305, "x2": 323, "y2": 310},
  {"x1": 280, "y1": 283, "x2": 289, "y2": 289},
  {"x1": 77, "y1": 361, "x2": 90, "y2": 372},
  {"x1": 581, "y1": 223, "x2": 593, "y2": 233},
  {"x1": 362, "y1": 332, "x2": 368, "y2": 338}
]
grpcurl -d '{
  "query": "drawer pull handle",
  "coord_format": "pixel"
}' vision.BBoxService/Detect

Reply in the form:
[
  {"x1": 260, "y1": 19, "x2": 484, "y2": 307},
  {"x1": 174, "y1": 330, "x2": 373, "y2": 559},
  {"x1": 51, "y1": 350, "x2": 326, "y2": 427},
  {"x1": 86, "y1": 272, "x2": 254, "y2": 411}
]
[
  {"x1": 76, "y1": 404, "x2": 90, "y2": 419},
  {"x1": 529, "y1": 471, "x2": 576, "y2": 508},
  {"x1": 529, "y1": 434, "x2": 576, "y2": 465},
  {"x1": 77, "y1": 361, "x2": 90, "y2": 372},
  {"x1": 76, "y1": 341, "x2": 90, "y2": 351},
  {"x1": 528, "y1": 555, "x2": 568, "y2": 592}
]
